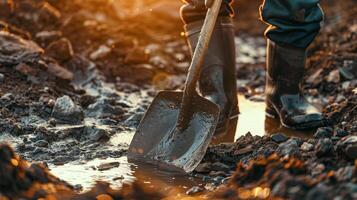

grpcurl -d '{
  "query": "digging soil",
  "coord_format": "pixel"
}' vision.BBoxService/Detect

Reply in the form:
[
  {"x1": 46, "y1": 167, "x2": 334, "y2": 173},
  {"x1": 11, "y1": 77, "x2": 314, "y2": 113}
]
[{"x1": 0, "y1": 0, "x2": 356, "y2": 199}]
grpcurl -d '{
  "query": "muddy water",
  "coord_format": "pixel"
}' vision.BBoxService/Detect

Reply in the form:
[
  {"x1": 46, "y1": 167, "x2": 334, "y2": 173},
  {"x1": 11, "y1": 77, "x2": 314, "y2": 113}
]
[{"x1": 50, "y1": 95, "x2": 314, "y2": 194}]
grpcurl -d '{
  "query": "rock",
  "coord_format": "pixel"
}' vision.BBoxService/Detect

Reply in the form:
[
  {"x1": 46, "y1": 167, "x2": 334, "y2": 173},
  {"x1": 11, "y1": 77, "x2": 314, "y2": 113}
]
[
  {"x1": 90, "y1": 45, "x2": 111, "y2": 60},
  {"x1": 1, "y1": 93, "x2": 14, "y2": 101},
  {"x1": 335, "y1": 166, "x2": 354, "y2": 182},
  {"x1": 277, "y1": 139, "x2": 299, "y2": 156},
  {"x1": 211, "y1": 162, "x2": 230, "y2": 172},
  {"x1": 337, "y1": 136, "x2": 357, "y2": 159},
  {"x1": 15, "y1": 63, "x2": 36, "y2": 76},
  {"x1": 45, "y1": 38, "x2": 74, "y2": 63},
  {"x1": 306, "y1": 68, "x2": 323, "y2": 84},
  {"x1": 311, "y1": 163, "x2": 325, "y2": 177},
  {"x1": 85, "y1": 126, "x2": 110, "y2": 142},
  {"x1": 339, "y1": 60, "x2": 357, "y2": 80},
  {"x1": 315, "y1": 138, "x2": 333, "y2": 157},
  {"x1": 326, "y1": 69, "x2": 340, "y2": 83},
  {"x1": 314, "y1": 127, "x2": 333, "y2": 139},
  {"x1": 234, "y1": 146, "x2": 253, "y2": 155},
  {"x1": 301, "y1": 142, "x2": 314, "y2": 151},
  {"x1": 47, "y1": 61, "x2": 73, "y2": 81},
  {"x1": 335, "y1": 128, "x2": 348, "y2": 137},
  {"x1": 34, "y1": 140, "x2": 49, "y2": 148},
  {"x1": 35, "y1": 31, "x2": 63, "y2": 46},
  {"x1": 209, "y1": 171, "x2": 227, "y2": 177},
  {"x1": 97, "y1": 162, "x2": 120, "y2": 171},
  {"x1": 112, "y1": 176, "x2": 125, "y2": 181},
  {"x1": 305, "y1": 183, "x2": 330, "y2": 200},
  {"x1": 195, "y1": 163, "x2": 211, "y2": 173},
  {"x1": 186, "y1": 186, "x2": 203, "y2": 195},
  {"x1": 270, "y1": 133, "x2": 288, "y2": 143},
  {"x1": 52, "y1": 95, "x2": 84, "y2": 124},
  {"x1": 86, "y1": 99, "x2": 125, "y2": 118},
  {"x1": 73, "y1": 184, "x2": 83, "y2": 191},
  {"x1": 0, "y1": 31, "x2": 44, "y2": 66},
  {"x1": 0, "y1": 73, "x2": 4, "y2": 82},
  {"x1": 345, "y1": 145, "x2": 357, "y2": 160},
  {"x1": 38, "y1": 2, "x2": 61, "y2": 23}
]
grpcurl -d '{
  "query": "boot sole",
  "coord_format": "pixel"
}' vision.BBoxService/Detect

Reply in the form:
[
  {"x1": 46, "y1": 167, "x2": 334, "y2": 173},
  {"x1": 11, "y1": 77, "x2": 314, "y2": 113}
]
[{"x1": 265, "y1": 106, "x2": 325, "y2": 130}]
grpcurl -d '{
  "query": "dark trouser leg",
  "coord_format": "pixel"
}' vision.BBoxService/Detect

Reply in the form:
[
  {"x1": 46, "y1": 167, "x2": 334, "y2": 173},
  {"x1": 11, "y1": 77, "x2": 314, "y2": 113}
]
[
  {"x1": 180, "y1": 0, "x2": 238, "y2": 135},
  {"x1": 260, "y1": 0, "x2": 324, "y2": 48}
]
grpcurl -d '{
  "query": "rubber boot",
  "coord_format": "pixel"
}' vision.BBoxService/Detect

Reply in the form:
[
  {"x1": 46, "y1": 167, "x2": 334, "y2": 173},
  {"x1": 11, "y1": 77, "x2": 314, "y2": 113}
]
[
  {"x1": 184, "y1": 17, "x2": 239, "y2": 135},
  {"x1": 265, "y1": 39, "x2": 325, "y2": 130}
]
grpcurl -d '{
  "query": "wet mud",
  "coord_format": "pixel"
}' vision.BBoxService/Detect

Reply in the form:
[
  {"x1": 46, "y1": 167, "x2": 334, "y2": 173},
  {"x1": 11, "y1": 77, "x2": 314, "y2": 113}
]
[{"x1": 0, "y1": 0, "x2": 356, "y2": 199}]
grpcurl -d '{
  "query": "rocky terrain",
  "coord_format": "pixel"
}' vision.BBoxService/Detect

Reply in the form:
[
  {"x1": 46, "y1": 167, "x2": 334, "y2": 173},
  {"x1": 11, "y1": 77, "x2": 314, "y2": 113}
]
[{"x1": 0, "y1": 0, "x2": 356, "y2": 199}]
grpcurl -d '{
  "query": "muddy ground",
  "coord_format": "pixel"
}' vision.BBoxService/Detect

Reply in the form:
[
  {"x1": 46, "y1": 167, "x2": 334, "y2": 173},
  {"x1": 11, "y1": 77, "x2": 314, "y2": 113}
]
[{"x1": 0, "y1": 0, "x2": 356, "y2": 199}]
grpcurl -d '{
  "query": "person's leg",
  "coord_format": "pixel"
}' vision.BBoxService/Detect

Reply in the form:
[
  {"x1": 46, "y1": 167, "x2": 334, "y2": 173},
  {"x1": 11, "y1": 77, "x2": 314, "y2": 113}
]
[
  {"x1": 180, "y1": 0, "x2": 238, "y2": 135},
  {"x1": 260, "y1": 0, "x2": 323, "y2": 48},
  {"x1": 260, "y1": 0, "x2": 326, "y2": 129}
]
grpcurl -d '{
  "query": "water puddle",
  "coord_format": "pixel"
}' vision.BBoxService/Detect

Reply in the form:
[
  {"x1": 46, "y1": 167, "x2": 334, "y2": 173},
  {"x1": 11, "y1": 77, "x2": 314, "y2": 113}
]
[{"x1": 49, "y1": 95, "x2": 314, "y2": 195}]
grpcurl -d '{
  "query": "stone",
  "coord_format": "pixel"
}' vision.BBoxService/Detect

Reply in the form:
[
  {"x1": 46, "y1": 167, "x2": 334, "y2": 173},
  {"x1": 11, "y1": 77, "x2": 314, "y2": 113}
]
[
  {"x1": 1, "y1": 93, "x2": 14, "y2": 101},
  {"x1": 73, "y1": 184, "x2": 83, "y2": 191},
  {"x1": 311, "y1": 163, "x2": 325, "y2": 177},
  {"x1": 0, "y1": 31, "x2": 44, "y2": 66},
  {"x1": 51, "y1": 95, "x2": 84, "y2": 124},
  {"x1": 337, "y1": 136, "x2": 357, "y2": 159},
  {"x1": 86, "y1": 99, "x2": 124, "y2": 118},
  {"x1": 47, "y1": 61, "x2": 73, "y2": 81},
  {"x1": 335, "y1": 166, "x2": 354, "y2": 182},
  {"x1": 85, "y1": 126, "x2": 110, "y2": 142},
  {"x1": 234, "y1": 146, "x2": 254, "y2": 156},
  {"x1": 34, "y1": 140, "x2": 49, "y2": 148},
  {"x1": 314, "y1": 127, "x2": 333, "y2": 139},
  {"x1": 89, "y1": 45, "x2": 111, "y2": 60},
  {"x1": 96, "y1": 162, "x2": 120, "y2": 171},
  {"x1": 186, "y1": 186, "x2": 203, "y2": 195},
  {"x1": 0, "y1": 73, "x2": 4, "y2": 82},
  {"x1": 277, "y1": 139, "x2": 299, "y2": 156},
  {"x1": 339, "y1": 60, "x2": 357, "y2": 80},
  {"x1": 112, "y1": 176, "x2": 125, "y2": 181},
  {"x1": 335, "y1": 128, "x2": 348, "y2": 137},
  {"x1": 305, "y1": 183, "x2": 330, "y2": 200},
  {"x1": 306, "y1": 68, "x2": 323, "y2": 84},
  {"x1": 315, "y1": 138, "x2": 333, "y2": 157},
  {"x1": 209, "y1": 171, "x2": 227, "y2": 177},
  {"x1": 326, "y1": 69, "x2": 340, "y2": 83},
  {"x1": 38, "y1": 2, "x2": 61, "y2": 23},
  {"x1": 345, "y1": 145, "x2": 357, "y2": 160},
  {"x1": 211, "y1": 162, "x2": 230, "y2": 172},
  {"x1": 301, "y1": 142, "x2": 314, "y2": 151},
  {"x1": 15, "y1": 63, "x2": 36, "y2": 76},
  {"x1": 195, "y1": 163, "x2": 211, "y2": 173},
  {"x1": 123, "y1": 112, "x2": 144, "y2": 128},
  {"x1": 35, "y1": 31, "x2": 63, "y2": 46},
  {"x1": 270, "y1": 133, "x2": 288, "y2": 143},
  {"x1": 45, "y1": 38, "x2": 74, "y2": 63}
]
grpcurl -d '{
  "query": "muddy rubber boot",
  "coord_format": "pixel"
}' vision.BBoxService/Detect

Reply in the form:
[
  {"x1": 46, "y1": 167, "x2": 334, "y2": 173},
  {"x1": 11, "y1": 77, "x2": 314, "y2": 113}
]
[
  {"x1": 184, "y1": 17, "x2": 239, "y2": 135},
  {"x1": 265, "y1": 39, "x2": 325, "y2": 130}
]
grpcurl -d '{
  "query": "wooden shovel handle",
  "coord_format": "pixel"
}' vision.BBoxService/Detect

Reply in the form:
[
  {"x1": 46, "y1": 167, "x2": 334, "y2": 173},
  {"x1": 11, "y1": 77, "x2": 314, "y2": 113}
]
[
  {"x1": 183, "y1": 0, "x2": 223, "y2": 95},
  {"x1": 176, "y1": 0, "x2": 223, "y2": 130}
]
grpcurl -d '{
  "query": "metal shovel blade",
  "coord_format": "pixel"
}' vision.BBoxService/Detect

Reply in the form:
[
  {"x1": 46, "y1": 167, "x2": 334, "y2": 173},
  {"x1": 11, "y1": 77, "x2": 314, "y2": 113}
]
[{"x1": 128, "y1": 91, "x2": 219, "y2": 173}]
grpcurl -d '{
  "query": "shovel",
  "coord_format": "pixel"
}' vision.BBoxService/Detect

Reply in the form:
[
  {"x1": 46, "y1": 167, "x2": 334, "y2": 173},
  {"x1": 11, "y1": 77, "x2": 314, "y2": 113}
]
[{"x1": 128, "y1": 0, "x2": 223, "y2": 173}]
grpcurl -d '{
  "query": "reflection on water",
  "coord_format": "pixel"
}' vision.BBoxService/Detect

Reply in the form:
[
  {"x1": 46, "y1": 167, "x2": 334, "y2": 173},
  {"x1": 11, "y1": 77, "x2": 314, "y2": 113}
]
[
  {"x1": 212, "y1": 95, "x2": 314, "y2": 144},
  {"x1": 50, "y1": 157, "x2": 205, "y2": 198},
  {"x1": 50, "y1": 95, "x2": 315, "y2": 195}
]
